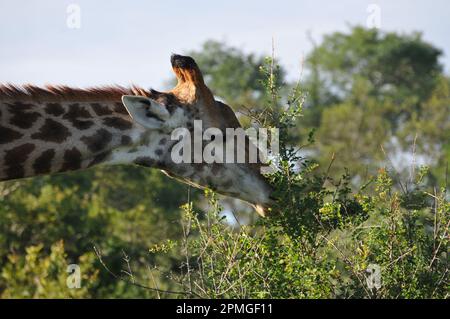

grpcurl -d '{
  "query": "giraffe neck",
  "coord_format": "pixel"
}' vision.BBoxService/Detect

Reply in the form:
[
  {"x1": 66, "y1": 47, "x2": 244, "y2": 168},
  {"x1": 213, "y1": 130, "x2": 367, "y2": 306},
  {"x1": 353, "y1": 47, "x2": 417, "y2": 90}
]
[{"x1": 0, "y1": 97, "x2": 148, "y2": 181}]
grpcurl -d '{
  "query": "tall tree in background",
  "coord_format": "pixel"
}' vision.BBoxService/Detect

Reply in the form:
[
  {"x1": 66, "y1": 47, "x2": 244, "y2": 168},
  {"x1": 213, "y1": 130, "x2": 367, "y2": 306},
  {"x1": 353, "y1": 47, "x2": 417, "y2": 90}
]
[
  {"x1": 303, "y1": 27, "x2": 446, "y2": 185},
  {"x1": 305, "y1": 27, "x2": 442, "y2": 110}
]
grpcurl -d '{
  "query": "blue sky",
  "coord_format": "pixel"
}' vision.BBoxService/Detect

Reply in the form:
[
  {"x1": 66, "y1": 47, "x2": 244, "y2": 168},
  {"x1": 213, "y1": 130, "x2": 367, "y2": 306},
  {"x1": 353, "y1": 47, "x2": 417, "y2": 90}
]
[{"x1": 1, "y1": 0, "x2": 449, "y2": 89}]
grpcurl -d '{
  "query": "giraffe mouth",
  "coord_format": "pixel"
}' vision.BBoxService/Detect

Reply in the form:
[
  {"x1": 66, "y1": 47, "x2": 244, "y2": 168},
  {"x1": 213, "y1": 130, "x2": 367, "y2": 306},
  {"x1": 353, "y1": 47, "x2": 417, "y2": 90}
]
[{"x1": 253, "y1": 204, "x2": 273, "y2": 217}]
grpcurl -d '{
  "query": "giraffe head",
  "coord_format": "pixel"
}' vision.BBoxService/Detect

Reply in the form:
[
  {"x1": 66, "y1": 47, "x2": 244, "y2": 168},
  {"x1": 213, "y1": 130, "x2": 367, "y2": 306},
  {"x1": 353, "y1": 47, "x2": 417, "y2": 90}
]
[{"x1": 121, "y1": 54, "x2": 275, "y2": 216}]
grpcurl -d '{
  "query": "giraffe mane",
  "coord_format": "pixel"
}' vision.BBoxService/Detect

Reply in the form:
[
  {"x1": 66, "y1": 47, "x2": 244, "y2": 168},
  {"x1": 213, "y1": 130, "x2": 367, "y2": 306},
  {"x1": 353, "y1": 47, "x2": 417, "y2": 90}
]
[{"x1": 0, "y1": 84, "x2": 150, "y2": 102}]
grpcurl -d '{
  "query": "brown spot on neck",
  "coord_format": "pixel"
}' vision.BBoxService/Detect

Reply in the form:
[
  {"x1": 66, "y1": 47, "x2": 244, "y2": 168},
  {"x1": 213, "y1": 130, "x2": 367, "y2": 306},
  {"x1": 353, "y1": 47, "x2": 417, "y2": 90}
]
[
  {"x1": 31, "y1": 119, "x2": 71, "y2": 143},
  {"x1": 114, "y1": 102, "x2": 129, "y2": 115},
  {"x1": 0, "y1": 125, "x2": 23, "y2": 144},
  {"x1": 45, "y1": 103, "x2": 65, "y2": 116},
  {"x1": 4, "y1": 143, "x2": 35, "y2": 179},
  {"x1": 88, "y1": 150, "x2": 111, "y2": 167},
  {"x1": 102, "y1": 117, "x2": 133, "y2": 131},
  {"x1": 62, "y1": 103, "x2": 95, "y2": 130},
  {"x1": 91, "y1": 103, "x2": 113, "y2": 116},
  {"x1": 81, "y1": 128, "x2": 113, "y2": 152},
  {"x1": 7, "y1": 102, "x2": 41, "y2": 129},
  {"x1": 63, "y1": 103, "x2": 91, "y2": 118},
  {"x1": 33, "y1": 149, "x2": 55, "y2": 175},
  {"x1": 60, "y1": 147, "x2": 83, "y2": 172}
]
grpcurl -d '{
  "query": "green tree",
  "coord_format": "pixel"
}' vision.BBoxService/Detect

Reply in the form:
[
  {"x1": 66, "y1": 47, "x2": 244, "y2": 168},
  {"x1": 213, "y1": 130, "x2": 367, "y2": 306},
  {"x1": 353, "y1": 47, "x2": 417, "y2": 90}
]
[
  {"x1": 0, "y1": 166, "x2": 196, "y2": 298},
  {"x1": 316, "y1": 99, "x2": 389, "y2": 179},
  {"x1": 302, "y1": 27, "x2": 445, "y2": 184},
  {"x1": 305, "y1": 27, "x2": 442, "y2": 111},
  {"x1": 1, "y1": 241, "x2": 98, "y2": 298}
]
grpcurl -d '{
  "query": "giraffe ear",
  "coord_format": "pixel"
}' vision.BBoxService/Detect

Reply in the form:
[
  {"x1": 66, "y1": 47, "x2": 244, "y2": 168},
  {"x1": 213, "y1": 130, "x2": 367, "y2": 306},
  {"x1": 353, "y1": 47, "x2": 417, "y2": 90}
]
[{"x1": 121, "y1": 95, "x2": 170, "y2": 129}]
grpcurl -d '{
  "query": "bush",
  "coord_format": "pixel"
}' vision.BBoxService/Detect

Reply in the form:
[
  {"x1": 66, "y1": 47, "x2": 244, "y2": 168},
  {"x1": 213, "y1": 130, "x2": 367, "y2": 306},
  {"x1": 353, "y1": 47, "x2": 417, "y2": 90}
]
[
  {"x1": 146, "y1": 57, "x2": 449, "y2": 299},
  {"x1": 1, "y1": 241, "x2": 97, "y2": 298}
]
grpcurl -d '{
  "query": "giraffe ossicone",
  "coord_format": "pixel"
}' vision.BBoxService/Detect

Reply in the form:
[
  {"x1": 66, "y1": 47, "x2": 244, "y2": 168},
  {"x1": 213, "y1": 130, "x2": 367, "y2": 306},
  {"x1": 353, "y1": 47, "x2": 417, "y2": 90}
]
[{"x1": 0, "y1": 54, "x2": 275, "y2": 216}]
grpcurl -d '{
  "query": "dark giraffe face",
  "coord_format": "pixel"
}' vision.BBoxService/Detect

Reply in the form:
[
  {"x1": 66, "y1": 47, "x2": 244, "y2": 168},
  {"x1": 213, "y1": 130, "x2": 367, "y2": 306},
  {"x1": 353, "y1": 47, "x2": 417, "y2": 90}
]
[{"x1": 121, "y1": 55, "x2": 275, "y2": 216}]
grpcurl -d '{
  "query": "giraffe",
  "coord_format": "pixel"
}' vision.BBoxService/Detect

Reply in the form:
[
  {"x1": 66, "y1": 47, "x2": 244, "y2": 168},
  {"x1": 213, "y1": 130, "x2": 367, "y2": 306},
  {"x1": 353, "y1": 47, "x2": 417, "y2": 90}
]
[{"x1": 0, "y1": 54, "x2": 274, "y2": 216}]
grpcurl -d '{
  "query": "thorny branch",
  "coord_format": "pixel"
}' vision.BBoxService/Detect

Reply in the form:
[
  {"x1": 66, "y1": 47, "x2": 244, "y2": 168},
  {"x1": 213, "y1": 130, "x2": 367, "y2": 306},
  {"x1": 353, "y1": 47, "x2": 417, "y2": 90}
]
[{"x1": 93, "y1": 245, "x2": 199, "y2": 298}]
